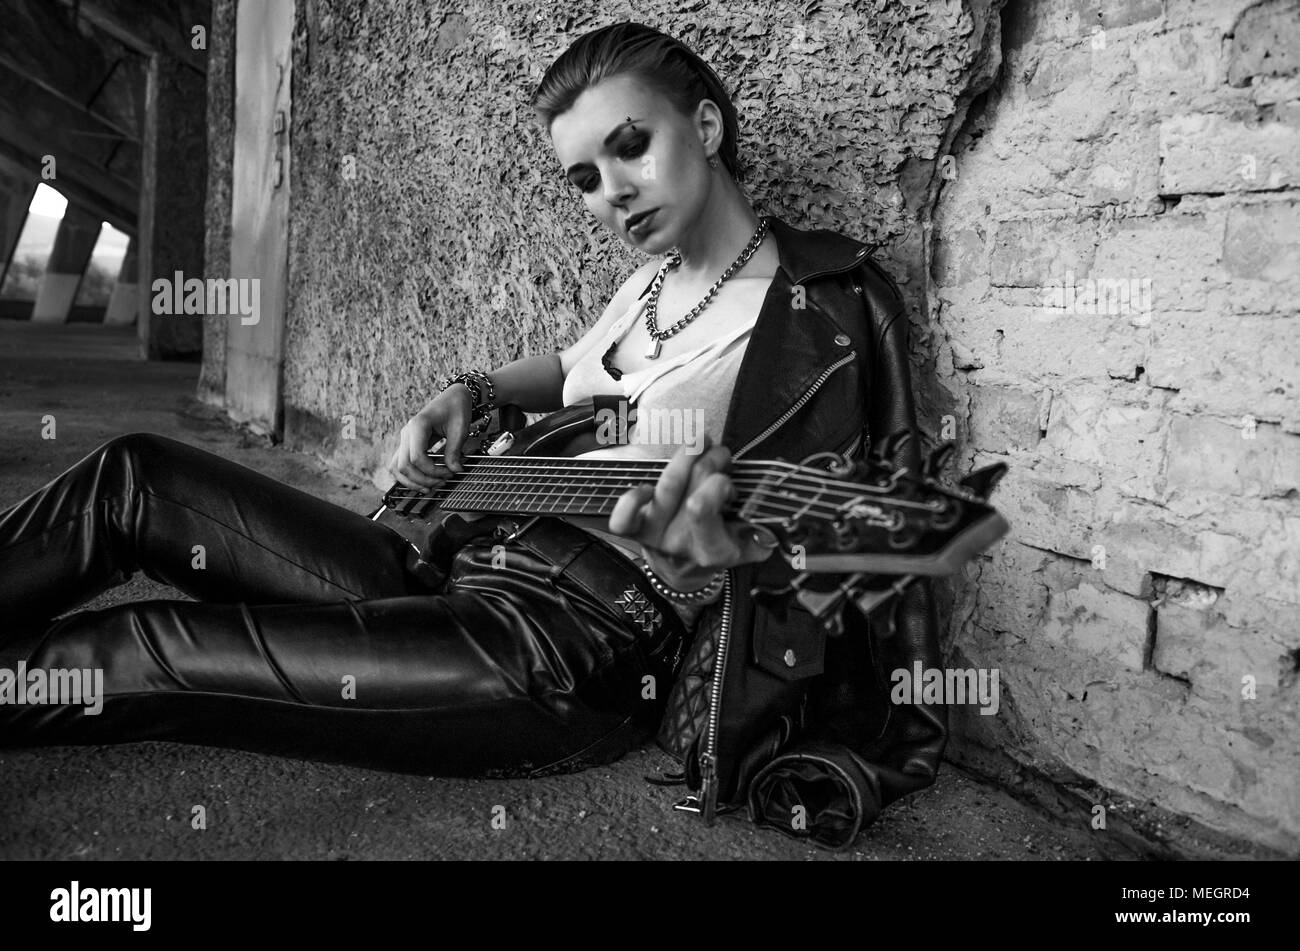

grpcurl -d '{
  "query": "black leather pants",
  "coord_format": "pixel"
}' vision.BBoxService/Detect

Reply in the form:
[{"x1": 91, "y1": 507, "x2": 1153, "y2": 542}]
[{"x1": 0, "y1": 433, "x2": 682, "y2": 776}]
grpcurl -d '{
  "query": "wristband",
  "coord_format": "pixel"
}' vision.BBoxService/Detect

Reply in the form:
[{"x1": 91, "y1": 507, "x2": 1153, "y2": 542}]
[{"x1": 439, "y1": 370, "x2": 497, "y2": 438}]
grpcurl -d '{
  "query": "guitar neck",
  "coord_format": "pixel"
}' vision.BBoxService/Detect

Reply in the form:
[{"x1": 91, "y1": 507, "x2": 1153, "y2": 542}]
[{"x1": 409, "y1": 454, "x2": 768, "y2": 518}]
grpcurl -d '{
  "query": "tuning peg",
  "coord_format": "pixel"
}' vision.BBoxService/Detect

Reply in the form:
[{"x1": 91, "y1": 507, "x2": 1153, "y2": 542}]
[
  {"x1": 959, "y1": 462, "x2": 1008, "y2": 501},
  {"x1": 923, "y1": 441, "x2": 957, "y2": 480},
  {"x1": 853, "y1": 575, "x2": 917, "y2": 617},
  {"x1": 870, "y1": 429, "x2": 914, "y2": 465}
]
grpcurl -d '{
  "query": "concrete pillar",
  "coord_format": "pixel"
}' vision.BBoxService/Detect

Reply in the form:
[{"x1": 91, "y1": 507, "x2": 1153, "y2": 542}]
[
  {"x1": 103, "y1": 236, "x2": 138, "y2": 325},
  {"x1": 31, "y1": 203, "x2": 100, "y2": 322},
  {"x1": 137, "y1": 54, "x2": 207, "y2": 359},
  {"x1": 0, "y1": 175, "x2": 36, "y2": 289}
]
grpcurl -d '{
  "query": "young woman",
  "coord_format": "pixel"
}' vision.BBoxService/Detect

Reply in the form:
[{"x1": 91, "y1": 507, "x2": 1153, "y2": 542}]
[{"x1": 0, "y1": 22, "x2": 945, "y2": 850}]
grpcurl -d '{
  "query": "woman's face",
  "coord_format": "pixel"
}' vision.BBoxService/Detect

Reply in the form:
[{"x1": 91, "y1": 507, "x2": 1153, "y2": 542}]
[{"x1": 549, "y1": 73, "x2": 719, "y2": 256}]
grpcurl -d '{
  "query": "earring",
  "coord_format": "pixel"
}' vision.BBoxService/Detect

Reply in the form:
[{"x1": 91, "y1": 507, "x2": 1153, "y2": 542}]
[{"x1": 708, "y1": 154, "x2": 720, "y2": 170}]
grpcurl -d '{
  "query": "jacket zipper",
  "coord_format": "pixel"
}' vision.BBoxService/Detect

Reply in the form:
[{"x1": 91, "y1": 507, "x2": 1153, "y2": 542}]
[
  {"x1": 697, "y1": 572, "x2": 733, "y2": 824},
  {"x1": 691, "y1": 351, "x2": 857, "y2": 822},
  {"x1": 733, "y1": 351, "x2": 857, "y2": 459}
]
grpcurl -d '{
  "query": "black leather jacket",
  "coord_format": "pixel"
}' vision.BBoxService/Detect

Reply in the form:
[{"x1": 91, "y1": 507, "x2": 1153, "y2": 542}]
[{"x1": 655, "y1": 214, "x2": 946, "y2": 850}]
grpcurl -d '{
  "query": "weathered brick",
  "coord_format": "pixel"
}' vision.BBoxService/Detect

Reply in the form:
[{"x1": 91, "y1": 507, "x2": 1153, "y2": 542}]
[
  {"x1": 1152, "y1": 584, "x2": 1294, "y2": 696},
  {"x1": 967, "y1": 383, "x2": 1042, "y2": 452},
  {"x1": 1147, "y1": 311, "x2": 1299, "y2": 421},
  {"x1": 1024, "y1": 47, "x2": 1093, "y2": 100},
  {"x1": 1043, "y1": 389, "x2": 1171, "y2": 500},
  {"x1": 957, "y1": 539, "x2": 1057, "y2": 641},
  {"x1": 1129, "y1": 26, "x2": 1221, "y2": 94},
  {"x1": 1164, "y1": 415, "x2": 1300, "y2": 498},
  {"x1": 1077, "y1": 129, "x2": 1161, "y2": 204},
  {"x1": 1224, "y1": 200, "x2": 1300, "y2": 282},
  {"x1": 1227, "y1": 0, "x2": 1300, "y2": 87},
  {"x1": 1005, "y1": 0, "x2": 1162, "y2": 49},
  {"x1": 1042, "y1": 578, "x2": 1150, "y2": 671},
  {"x1": 1218, "y1": 590, "x2": 1300, "y2": 644},
  {"x1": 1091, "y1": 210, "x2": 1225, "y2": 311},
  {"x1": 945, "y1": 301, "x2": 1147, "y2": 380},
  {"x1": 1103, "y1": 500, "x2": 1246, "y2": 592},
  {"x1": 989, "y1": 217, "x2": 1097, "y2": 287},
  {"x1": 1159, "y1": 113, "x2": 1300, "y2": 194},
  {"x1": 990, "y1": 468, "x2": 1099, "y2": 560},
  {"x1": 1094, "y1": 0, "x2": 1165, "y2": 30},
  {"x1": 931, "y1": 226, "x2": 984, "y2": 287}
]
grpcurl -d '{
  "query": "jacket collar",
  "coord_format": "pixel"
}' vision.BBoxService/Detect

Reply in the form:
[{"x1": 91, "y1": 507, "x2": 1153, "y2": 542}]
[
  {"x1": 765, "y1": 215, "x2": 873, "y2": 285},
  {"x1": 635, "y1": 215, "x2": 871, "y2": 297}
]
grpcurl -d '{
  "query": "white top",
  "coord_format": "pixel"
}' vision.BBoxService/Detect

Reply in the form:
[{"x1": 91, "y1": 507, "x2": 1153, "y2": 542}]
[
  {"x1": 559, "y1": 274, "x2": 771, "y2": 570},
  {"x1": 561, "y1": 286, "x2": 767, "y2": 460}
]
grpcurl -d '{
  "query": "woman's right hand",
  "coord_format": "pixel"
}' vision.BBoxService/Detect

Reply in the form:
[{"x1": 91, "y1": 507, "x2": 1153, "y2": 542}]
[{"x1": 387, "y1": 383, "x2": 474, "y2": 489}]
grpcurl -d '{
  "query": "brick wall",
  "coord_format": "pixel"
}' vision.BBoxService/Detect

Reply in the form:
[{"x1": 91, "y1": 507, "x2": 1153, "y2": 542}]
[{"x1": 937, "y1": 0, "x2": 1299, "y2": 854}]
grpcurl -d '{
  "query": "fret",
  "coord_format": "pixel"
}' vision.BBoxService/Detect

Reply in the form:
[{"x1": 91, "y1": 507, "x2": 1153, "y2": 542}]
[
  {"x1": 522, "y1": 459, "x2": 548, "y2": 511},
  {"x1": 475, "y1": 476, "x2": 498, "y2": 513},
  {"x1": 479, "y1": 471, "x2": 507, "y2": 511}
]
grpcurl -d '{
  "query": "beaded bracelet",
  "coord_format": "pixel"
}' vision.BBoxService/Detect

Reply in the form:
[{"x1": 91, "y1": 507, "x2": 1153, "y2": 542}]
[
  {"x1": 439, "y1": 370, "x2": 496, "y2": 437},
  {"x1": 641, "y1": 559, "x2": 726, "y2": 605}
]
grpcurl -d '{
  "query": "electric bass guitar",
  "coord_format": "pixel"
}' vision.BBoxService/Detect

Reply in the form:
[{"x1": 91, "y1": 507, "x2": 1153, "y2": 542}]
[{"x1": 369, "y1": 402, "x2": 1010, "y2": 626}]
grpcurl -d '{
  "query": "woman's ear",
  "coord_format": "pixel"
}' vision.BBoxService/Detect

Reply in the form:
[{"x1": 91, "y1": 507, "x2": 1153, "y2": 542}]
[{"x1": 693, "y1": 97, "x2": 726, "y2": 159}]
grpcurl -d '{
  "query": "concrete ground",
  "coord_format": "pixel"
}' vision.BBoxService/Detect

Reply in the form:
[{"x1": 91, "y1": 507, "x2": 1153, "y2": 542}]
[{"x1": 0, "y1": 320, "x2": 1123, "y2": 861}]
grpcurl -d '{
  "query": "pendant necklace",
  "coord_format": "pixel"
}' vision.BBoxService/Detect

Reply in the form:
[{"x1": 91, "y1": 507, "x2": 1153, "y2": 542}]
[{"x1": 602, "y1": 216, "x2": 769, "y2": 379}]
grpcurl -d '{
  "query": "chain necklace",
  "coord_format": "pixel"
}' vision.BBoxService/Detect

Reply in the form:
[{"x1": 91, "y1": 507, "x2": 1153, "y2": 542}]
[
  {"x1": 600, "y1": 216, "x2": 770, "y2": 379},
  {"x1": 640, "y1": 216, "x2": 770, "y2": 359}
]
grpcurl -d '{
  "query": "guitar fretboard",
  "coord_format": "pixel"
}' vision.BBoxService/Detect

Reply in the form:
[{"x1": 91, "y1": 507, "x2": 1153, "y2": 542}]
[{"x1": 381, "y1": 454, "x2": 911, "y2": 525}]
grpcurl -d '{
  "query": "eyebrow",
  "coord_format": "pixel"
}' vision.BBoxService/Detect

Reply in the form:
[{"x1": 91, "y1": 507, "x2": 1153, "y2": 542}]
[{"x1": 563, "y1": 118, "x2": 644, "y2": 179}]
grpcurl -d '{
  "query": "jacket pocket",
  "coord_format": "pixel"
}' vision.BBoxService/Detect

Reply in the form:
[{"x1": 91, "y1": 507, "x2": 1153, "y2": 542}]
[{"x1": 751, "y1": 596, "x2": 827, "y2": 681}]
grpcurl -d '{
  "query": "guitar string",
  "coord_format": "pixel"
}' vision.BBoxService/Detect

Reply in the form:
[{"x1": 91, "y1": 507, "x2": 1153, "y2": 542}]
[
  {"x1": 385, "y1": 492, "x2": 890, "y2": 525},
  {"x1": 383, "y1": 472, "x2": 941, "y2": 513},
  {"x1": 384, "y1": 481, "x2": 939, "y2": 522},
  {"x1": 393, "y1": 458, "x2": 935, "y2": 507},
  {"x1": 384, "y1": 477, "x2": 942, "y2": 516},
  {"x1": 384, "y1": 482, "x2": 931, "y2": 515}
]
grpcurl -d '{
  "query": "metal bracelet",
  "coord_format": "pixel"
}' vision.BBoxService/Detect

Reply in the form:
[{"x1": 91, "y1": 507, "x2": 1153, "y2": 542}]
[
  {"x1": 641, "y1": 560, "x2": 726, "y2": 605},
  {"x1": 439, "y1": 370, "x2": 496, "y2": 437}
]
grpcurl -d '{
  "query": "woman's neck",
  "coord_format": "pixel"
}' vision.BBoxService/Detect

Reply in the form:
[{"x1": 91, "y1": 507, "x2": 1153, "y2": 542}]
[{"x1": 672, "y1": 179, "x2": 762, "y2": 279}]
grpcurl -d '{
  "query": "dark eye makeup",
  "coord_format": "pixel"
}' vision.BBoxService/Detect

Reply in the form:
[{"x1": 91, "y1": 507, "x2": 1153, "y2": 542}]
[{"x1": 568, "y1": 131, "x2": 652, "y2": 193}]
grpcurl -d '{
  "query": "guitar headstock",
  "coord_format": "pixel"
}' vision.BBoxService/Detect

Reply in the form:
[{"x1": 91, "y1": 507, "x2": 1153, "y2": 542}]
[{"x1": 739, "y1": 440, "x2": 1010, "y2": 578}]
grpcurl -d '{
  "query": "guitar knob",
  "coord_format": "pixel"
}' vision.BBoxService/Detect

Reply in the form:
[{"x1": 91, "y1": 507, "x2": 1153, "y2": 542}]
[{"x1": 931, "y1": 498, "x2": 963, "y2": 531}]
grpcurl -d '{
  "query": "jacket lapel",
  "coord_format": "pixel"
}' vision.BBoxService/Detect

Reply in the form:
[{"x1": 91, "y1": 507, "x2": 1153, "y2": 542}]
[{"x1": 719, "y1": 216, "x2": 869, "y2": 456}]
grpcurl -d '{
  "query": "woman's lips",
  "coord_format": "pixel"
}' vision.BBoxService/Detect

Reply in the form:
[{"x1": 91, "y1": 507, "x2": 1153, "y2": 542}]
[{"x1": 626, "y1": 209, "x2": 658, "y2": 238}]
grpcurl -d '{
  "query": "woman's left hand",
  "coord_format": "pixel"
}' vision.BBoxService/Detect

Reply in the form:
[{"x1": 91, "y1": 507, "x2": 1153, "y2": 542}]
[{"x1": 608, "y1": 435, "x2": 780, "y2": 590}]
